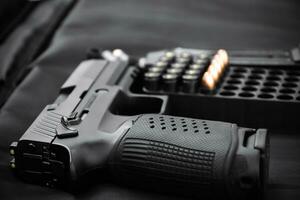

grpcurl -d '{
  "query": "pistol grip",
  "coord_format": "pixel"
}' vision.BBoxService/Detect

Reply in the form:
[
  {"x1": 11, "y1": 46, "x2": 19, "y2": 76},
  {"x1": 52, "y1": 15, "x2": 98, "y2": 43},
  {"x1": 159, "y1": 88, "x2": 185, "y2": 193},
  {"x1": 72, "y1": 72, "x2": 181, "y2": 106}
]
[{"x1": 110, "y1": 114, "x2": 268, "y2": 199}]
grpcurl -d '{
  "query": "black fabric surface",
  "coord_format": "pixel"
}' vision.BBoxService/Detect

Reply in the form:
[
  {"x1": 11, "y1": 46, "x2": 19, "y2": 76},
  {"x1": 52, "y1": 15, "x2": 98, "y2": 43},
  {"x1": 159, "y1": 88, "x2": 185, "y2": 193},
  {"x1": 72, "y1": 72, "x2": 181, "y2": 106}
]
[
  {"x1": 0, "y1": 0, "x2": 27, "y2": 41},
  {"x1": 0, "y1": 0, "x2": 74, "y2": 107},
  {"x1": 0, "y1": 0, "x2": 300, "y2": 199}
]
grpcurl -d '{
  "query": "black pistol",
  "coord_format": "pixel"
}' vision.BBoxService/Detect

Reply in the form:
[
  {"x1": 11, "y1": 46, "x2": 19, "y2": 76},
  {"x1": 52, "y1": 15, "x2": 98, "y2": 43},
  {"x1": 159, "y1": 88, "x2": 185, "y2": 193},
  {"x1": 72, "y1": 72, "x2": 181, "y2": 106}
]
[{"x1": 9, "y1": 49, "x2": 269, "y2": 200}]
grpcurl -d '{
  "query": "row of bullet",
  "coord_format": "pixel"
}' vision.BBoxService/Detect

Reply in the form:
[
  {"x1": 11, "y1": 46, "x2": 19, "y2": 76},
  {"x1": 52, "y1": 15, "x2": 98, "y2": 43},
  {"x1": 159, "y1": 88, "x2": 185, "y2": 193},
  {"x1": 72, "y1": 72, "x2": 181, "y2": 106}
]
[
  {"x1": 201, "y1": 49, "x2": 229, "y2": 90},
  {"x1": 144, "y1": 49, "x2": 229, "y2": 93},
  {"x1": 144, "y1": 51, "x2": 207, "y2": 93}
]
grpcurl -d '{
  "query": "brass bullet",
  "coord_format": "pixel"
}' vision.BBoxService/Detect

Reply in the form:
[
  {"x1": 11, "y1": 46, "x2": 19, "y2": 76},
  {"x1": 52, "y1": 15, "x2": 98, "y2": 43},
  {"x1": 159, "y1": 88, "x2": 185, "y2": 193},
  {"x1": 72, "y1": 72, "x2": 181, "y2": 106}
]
[
  {"x1": 211, "y1": 57, "x2": 223, "y2": 75},
  {"x1": 217, "y1": 49, "x2": 229, "y2": 66},
  {"x1": 202, "y1": 71, "x2": 215, "y2": 90},
  {"x1": 207, "y1": 65, "x2": 220, "y2": 82}
]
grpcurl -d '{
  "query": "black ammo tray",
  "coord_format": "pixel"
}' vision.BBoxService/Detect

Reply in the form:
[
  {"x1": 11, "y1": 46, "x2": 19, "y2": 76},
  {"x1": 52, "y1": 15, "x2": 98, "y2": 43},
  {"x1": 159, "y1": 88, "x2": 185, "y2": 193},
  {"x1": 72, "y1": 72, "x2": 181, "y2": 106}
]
[{"x1": 132, "y1": 48, "x2": 300, "y2": 130}]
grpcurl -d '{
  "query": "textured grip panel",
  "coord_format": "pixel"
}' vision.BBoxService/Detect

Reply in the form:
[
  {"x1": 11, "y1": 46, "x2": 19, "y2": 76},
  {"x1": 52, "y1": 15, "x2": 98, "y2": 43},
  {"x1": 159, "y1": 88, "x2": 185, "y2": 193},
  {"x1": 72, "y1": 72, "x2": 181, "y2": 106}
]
[
  {"x1": 121, "y1": 138, "x2": 215, "y2": 185},
  {"x1": 112, "y1": 114, "x2": 237, "y2": 197}
]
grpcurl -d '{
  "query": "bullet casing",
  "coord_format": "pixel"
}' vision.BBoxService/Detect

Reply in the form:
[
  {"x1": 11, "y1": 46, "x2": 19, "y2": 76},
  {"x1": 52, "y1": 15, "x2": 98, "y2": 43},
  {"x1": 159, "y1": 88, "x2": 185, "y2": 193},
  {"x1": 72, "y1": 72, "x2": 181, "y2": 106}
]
[
  {"x1": 148, "y1": 67, "x2": 165, "y2": 73},
  {"x1": 185, "y1": 69, "x2": 201, "y2": 76},
  {"x1": 171, "y1": 62, "x2": 186, "y2": 69},
  {"x1": 162, "y1": 73, "x2": 178, "y2": 92},
  {"x1": 189, "y1": 64, "x2": 205, "y2": 70},
  {"x1": 160, "y1": 56, "x2": 173, "y2": 63},
  {"x1": 179, "y1": 52, "x2": 192, "y2": 60},
  {"x1": 194, "y1": 58, "x2": 208, "y2": 65},
  {"x1": 144, "y1": 72, "x2": 161, "y2": 91},
  {"x1": 167, "y1": 68, "x2": 183, "y2": 75},
  {"x1": 164, "y1": 51, "x2": 176, "y2": 60},
  {"x1": 176, "y1": 57, "x2": 190, "y2": 64},
  {"x1": 155, "y1": 61, "x2": 169, "y2": 69},
  {"x1": 182, "y1": 74, "x2": 199, "y2": 93}
]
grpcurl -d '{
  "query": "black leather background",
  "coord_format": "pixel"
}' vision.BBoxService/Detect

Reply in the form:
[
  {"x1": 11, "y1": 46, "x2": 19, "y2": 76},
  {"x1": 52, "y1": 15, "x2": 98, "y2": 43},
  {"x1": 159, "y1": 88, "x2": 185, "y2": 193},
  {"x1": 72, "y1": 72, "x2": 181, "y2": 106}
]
[{"x1": 0, "y1": 0, "x2": 300, "y2": 199}]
